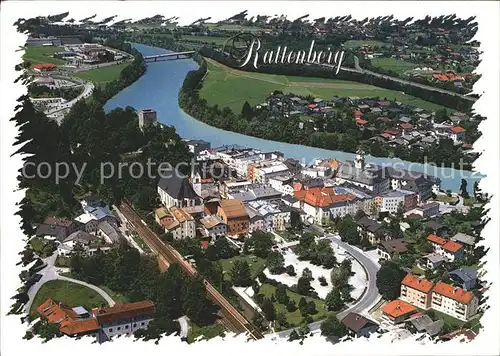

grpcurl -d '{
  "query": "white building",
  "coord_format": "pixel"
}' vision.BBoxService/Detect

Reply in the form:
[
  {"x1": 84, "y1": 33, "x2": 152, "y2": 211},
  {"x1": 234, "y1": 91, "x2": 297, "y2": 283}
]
[
  {"x1": 199, "y1": 215, "x2": 227, "y2": 237},
  {"x1": 268, "y1": 175, "x2": 294, "y2": 196},
  {"x1": 431, "y1": 282, "x2": 479, "y2": 321},
  {"x1": 165, "y1": 207, "x2": 196, "y2": 239},
  {"x1": 74, "y1": 205, "x2": 117, "y2": 233}
]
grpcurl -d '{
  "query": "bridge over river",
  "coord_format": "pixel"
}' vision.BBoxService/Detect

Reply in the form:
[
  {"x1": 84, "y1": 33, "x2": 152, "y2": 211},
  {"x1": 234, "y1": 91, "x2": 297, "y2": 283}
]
[{"x1": 144, "y1": 51, "x2": 195, "y2": 62}]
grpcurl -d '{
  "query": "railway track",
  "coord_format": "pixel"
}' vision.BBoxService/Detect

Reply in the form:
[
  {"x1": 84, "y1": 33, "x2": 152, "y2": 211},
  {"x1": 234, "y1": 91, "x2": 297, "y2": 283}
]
[{"x1": 119, "y1": 201, "x2": 264, "y2": 341}]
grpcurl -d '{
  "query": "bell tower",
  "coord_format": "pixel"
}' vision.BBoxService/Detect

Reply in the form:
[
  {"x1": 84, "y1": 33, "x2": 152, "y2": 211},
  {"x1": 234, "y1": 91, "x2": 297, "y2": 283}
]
[{"x1": 354, "y1": 148, "x2": 365, "y2": 170}]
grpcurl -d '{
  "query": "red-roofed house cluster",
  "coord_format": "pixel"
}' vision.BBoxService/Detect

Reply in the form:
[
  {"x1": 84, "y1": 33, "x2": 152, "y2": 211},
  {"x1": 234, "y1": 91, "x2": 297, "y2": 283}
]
[
  {"x1": 36, "y1": 299, "x2": 156, "y2": 343},
  {"x1": 383, "y1": 273, "x2": 479, "y2": 325}
]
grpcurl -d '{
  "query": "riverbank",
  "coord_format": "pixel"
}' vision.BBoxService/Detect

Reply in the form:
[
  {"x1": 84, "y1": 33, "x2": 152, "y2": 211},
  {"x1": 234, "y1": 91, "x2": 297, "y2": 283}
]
[{"x1": 103, "y1": 43, "x2": 483, "y2": 192}]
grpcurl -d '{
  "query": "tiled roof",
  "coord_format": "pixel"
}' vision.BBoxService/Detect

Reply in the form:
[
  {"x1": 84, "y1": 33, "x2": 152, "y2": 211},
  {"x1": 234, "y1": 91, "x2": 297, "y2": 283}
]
[
  {"x1": 155, "y1": 207, "x2": 169, "y2": 220},
  {"x1": 442, "y1": 240, "x2": 463, "y2": 253},
  {"x1": 295, "y1": 186, "x2": 355, "y2": 208},
  {"x1": 341, "y1": 312, "x2": 377, "y2": 332},
  {"x1": 95, "y1": 300, "x2": 156, "y2": 325},
  {"x1": 59, "y1": 318, "x2": 100, "y2": 335},
  {"x1": 219, "y1": 199, "x2": 249, "y2": 219},
  {"x1": 432, "y1": 281, "x2": 474, "y2": 304},
  {"x1": 170, "y1": 207, "x2": 193, "y2": 223},
  {"x1": 427, "y1": 234, "x2": 447, "y2": 245},
  {"x1": 402, "y1": 274, "x2": 434, "y2": 293},
  {"x1": 44, "y1": 217, "x2": 74, "y2": 228},
  {"x1": 382, "y1": 299, "x2": 416, "y2": 319},
  {"x1": 450, "y1": 126, "x2": 466, "y2": 133}
]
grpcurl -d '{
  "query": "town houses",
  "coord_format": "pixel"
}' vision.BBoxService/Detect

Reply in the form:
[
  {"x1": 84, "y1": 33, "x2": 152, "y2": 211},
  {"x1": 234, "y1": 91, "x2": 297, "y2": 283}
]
[{"x1": 384, "y1": 273, "x2": 480, "y2": 324}]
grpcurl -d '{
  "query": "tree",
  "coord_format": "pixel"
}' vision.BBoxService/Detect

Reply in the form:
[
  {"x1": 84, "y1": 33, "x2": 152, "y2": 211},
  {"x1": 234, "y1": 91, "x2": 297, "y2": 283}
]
[
  {"x1": 31, "y1": 317, "x2": 62, "y2": 342},
  {"x1": 241, "y1": 101, "x2": 253, "y2": 119},
  {"x1": 296, "y1": 276, "x2": 312, "y2": 296},
  {"x1": 318, "y1": 276, "x2": 328, "y2": 286},
  {"x1": 266, "y1": 251, "x2": 285, "y2": 274},
  {"x1": 324, "y1": 289, "x2": 344, "y2": 311},
  {"x1": 276, "y1": 311, "x2": 288, "y2": 329},
  {"x1": 213, "y1": 237, "x2": 237, "y2": 259},
  {"x1": 230, "y1": 260, "x2": 253, "y2": 287},
  {"x1": 320, "y1": 315, "x2": 348, "y2": 338},
  {"x1": 375, "y1": 262, "x2": 406, "y2": 300},
  {"x1": 290, "y1": 210, "x2": 302, "y2": 230},
  {"x1": 307, "y1": 301, "x2": 317, "y2": 315},
  {"x1": 299, "y1": 297, "x2": 309, "y2": 316},
  {"x1": 459, "y1": 179, "x2": 469, "y2": 198},
  {"x1": 275, "y1": 284, "x2": 289, "y2": 304},
  {"x1": 286, "y1": 264, "x2": 296, "y2": 276},
  {"x1": 288, "y1": 329, "x2": 300, "y2": 342},
  {"x1": 337, "y1": 215, "x2": 361, "y2": 245},
  {"x1": 286, "y1": 300, "x2": 297, "y2": 312},
  {"x1": 261, "y1": 297, "x2": 276, "y2": 321},
  {"x1": 301, "y1": 267, "x2": 313, "y2": 281},
  {"x1": 252, "y1": 231, "x2": 274, "y2": 258}
]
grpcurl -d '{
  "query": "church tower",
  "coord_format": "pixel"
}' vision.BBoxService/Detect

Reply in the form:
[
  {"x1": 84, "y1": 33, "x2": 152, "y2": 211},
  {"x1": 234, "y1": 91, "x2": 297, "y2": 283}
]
[
  {"x1": 354, "y1": 148, "x2": 365, "y2": 170},
  {"x1": 191, "y1": 164, "x2": 202, "y2": 197}
]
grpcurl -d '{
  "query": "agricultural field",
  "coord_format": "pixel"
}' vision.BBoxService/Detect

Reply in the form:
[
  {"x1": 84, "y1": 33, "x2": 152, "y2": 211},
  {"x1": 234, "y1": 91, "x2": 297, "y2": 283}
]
[
  {"x1": 29, "y1": 280, "x2": 107, "y2": 317},
  {"x1": 181, "y1": 35, "x2": 230, "y2": 46},
  {"x1": 200, "y1": 58, "x2": 448, "y2": 113},
  {"x1": 72, "y1": 63, "x2": 129, "y2": 85},
  {"x1": 342, "y1": 40, "x2": 391, "y2": 49},
  {"x1": 371, "y1": 57, "x2": 421, "y2": 74},
  {"x1": 22, "y1": 46, "x2": 67, "y2": 65}
]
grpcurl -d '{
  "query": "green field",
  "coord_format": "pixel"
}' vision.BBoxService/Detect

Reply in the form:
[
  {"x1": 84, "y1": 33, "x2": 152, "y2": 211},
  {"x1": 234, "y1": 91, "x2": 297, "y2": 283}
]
[
  {"x1": 259, "y1": 283, "x2": 329, "y2": 329},
  {"x1": 200, "y1": 59, "x2": 447, "y2": 113},
  {"x1": 371, "y1": 58, "x2": 420, "y2": 74},
  {"x1": 187, "y1": 323, "x2": 226, "y2": 343},
  {"x1": 30, "y1": 280, "x2": 107, "y2": 317},
  {"x1": 99, "y1": 285, "x2": 129, "y2": 303},
  {"x1": 72, "y1": 63, "x2": 129, "y2": 85},
  {"x1": 182, "y1": 35, "x2": 230, "y2": 46},
  {"x1": 343, "y1": 40, "x2": 391, "y2": 49},
  {"x1": 219, "y1": 255, "x2": 266, "y2": 281},
  {"x1": 22, "y1": 46, "x2": 67, "y2": 65}
]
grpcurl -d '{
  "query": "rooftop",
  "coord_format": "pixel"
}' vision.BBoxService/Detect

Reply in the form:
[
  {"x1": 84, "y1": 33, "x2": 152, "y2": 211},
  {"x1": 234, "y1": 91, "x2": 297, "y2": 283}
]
[
  {"x1": 432, "y1": 281, "x2": 474, "y2": 304},
  {"x1": 219, "y1": 199, "x2": 249, "y2": 219},
  {"x1": 382, "y1": 299, "x2": 416, "y2": 319},
  {"x1": 402, "y1": 274, "x2": 434, "y2": 293},
  {"x1": 94, "y1": 300, "x2": 156, "y2": 325},
  {"x1": 341, "y1": 312, "x2": 378, "y2": 332}
]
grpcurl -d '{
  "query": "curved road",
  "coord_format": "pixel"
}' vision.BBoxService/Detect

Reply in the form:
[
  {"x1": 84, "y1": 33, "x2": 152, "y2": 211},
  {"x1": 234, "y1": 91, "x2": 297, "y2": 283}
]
[
  {"x1": 273, "y1": 224, "x2": 381, "y2": 339},
  {"x1": 23, "y1": 252, "x2": 115, "y2": 314}
]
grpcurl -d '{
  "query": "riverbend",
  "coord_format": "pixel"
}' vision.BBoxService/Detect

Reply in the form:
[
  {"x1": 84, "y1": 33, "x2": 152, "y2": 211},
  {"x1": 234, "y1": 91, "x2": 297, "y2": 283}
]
[{"x1": 104, "y1": 43, "x2": 483, "y2": 192}]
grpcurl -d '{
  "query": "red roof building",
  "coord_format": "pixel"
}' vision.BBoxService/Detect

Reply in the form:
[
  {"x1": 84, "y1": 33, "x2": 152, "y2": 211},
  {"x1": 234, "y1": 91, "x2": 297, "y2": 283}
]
[
  {"x1": 356, "y1": 119, "x2": 368, "y2": 126},
  {"x1": 450, "y1": 126, "x2": 466, "y2": 134},
  {"x1": 33, "y1": 63, "x2": 57, "y2": 71}
]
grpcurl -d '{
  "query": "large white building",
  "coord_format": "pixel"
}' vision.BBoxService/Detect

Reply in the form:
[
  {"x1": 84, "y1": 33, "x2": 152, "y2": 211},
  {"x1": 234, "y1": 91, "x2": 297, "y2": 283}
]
[
  {"x1": 157, "y1": 171, "x2": 203, "y2": 213},
  {"x1": 431, "y1": 282, "x2": 479, "y2": 322}
]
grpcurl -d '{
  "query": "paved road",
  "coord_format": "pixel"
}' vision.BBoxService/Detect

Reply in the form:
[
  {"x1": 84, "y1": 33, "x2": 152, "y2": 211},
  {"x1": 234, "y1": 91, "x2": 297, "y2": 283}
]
[
  {"x1": 44, "y1": 81, "x2": 94, "y2": 118},
  {"x1": 272, "y1": 225, "x2": 381, "y2": 339},
  {"x1": 23, "y1": 252, "x2": 115, "y2": 314},
  {"x1": 324, "y1": 55, "x2": 476, "y2": 103}
]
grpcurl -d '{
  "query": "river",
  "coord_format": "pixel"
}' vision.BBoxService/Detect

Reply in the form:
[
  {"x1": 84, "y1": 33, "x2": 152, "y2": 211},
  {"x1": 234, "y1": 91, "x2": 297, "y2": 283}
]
[{"x1": 104, "y1": 43, "x2": 483, "y2": 192}]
